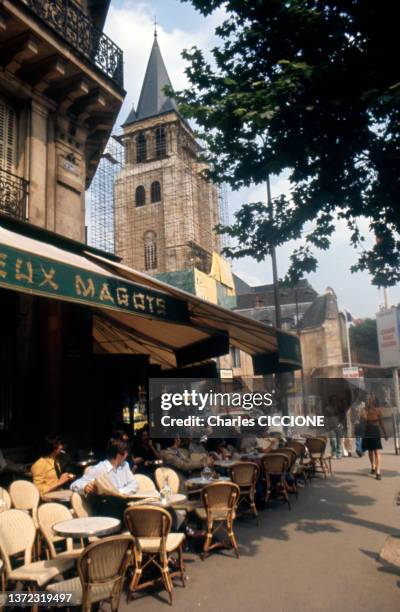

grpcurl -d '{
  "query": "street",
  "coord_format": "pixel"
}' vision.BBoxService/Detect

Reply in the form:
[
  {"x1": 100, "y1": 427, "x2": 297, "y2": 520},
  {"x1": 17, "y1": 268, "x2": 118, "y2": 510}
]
[{"x1": 120, "y1": 445, "x2": 400, "y2": 612}]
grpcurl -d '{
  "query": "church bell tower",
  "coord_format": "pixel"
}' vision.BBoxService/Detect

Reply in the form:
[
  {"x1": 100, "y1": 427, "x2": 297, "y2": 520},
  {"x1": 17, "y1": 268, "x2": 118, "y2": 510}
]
[{"x1": 114, "y1": 32, "x2": 221, "y2": 276}]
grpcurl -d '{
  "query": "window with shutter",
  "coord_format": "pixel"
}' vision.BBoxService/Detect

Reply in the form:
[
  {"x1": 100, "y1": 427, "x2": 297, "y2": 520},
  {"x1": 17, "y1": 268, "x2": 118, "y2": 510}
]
[{"x1": 0, "y1": 98, "x2": 17, "y2": 174}]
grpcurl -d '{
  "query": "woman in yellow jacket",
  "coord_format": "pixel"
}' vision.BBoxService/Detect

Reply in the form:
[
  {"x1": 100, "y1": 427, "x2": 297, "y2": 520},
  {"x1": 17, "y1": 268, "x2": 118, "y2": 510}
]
[{"x1": 31, "y1": 435, "x2": 74, "y2": 497}]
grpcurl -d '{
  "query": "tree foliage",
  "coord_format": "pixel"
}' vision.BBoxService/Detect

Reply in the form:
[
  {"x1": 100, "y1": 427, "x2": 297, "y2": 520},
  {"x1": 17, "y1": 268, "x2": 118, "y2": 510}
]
[{"x1": 176, "y1": 0, "x2": 400, "y2": 286}]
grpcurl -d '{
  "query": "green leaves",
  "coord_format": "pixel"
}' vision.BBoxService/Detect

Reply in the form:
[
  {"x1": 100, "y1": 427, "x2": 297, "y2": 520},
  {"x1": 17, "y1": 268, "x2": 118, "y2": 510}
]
[{"x1": 177, "y1": 0, "x2": 400, "y2": 286}]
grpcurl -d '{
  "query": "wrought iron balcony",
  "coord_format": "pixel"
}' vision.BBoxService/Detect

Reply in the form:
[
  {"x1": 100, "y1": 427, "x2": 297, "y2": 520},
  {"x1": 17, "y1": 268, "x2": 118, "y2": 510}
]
[
  {"x1": 20, "y1": 0, "x2": 124, "y2": 89},
  {"x1": 0, "y1": 168, "x2": 29, "y2": 220}
]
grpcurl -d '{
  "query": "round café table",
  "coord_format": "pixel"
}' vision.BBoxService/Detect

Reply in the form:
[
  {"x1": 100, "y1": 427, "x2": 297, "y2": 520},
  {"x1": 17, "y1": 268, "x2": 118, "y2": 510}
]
[
  {"x1": 128, "y1": 490, "x2": 161, "y2": 500},
  {"x1": 186, "y1": 476, "x2": 231, "y2": 488},
  {"x1": 213, "y1": 459, "x2": 240, "y2": 468},
  {"x1": 128, "y1": 493, "x2": 188, "y2": 508},
  {"x1": 42, "y1": 490, "x2": 73, "y2": 504},
  {"x1": 53, "y1": 516, "x2": 120, "y2": 539}
]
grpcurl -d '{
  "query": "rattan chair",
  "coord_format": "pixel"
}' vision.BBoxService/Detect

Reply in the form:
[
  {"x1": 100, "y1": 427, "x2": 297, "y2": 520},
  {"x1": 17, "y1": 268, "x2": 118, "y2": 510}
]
[
  {"x1": 195, "y1": 481, "x2": 240, "y2": 559},
  {"x1": 261, "y1": 453, "x2": 291, "y2": 509},
  {"x1": 135, "y1": 474, "x2": 157, "y2": 493},
  {"x1": 38, "y1": 503, "x2": 83, "y2": 560},
  {"x1": 229, "y1": 462, "x2": 260, "y2": 524},
  {"x1": 0, "y1": 509, "x2": 74, "y2": 589},
  {"x1": 285, "y1": 441, "x2": 312, "y2": 484},
  {"x1": 0, "y1": 487, "x2": 12, "y2": 511},
  {"x1": 9, "y1": 480, "x2": 40, "y2": 527},
  {"x1": 71, "y1": 491, "x2": 93, "y2": 519},
  {"x1": 46, "y1": 535, "x2": 134, "y2": 610},
  {"x1": 124, "y1": 504, "x2": 185, "y2": 604},
  {"x1": 270, "y1": 448, "x2": 299, "y2": 496},
  {"x1": 155, "y1": 467, "x2": 202, "y2": 514},
  {"x1": 154, "y1": 467, "x2": 180, "y2": 494},
  {"x1": 306, "y1": 437, "x2": 332, "y2": 478}
]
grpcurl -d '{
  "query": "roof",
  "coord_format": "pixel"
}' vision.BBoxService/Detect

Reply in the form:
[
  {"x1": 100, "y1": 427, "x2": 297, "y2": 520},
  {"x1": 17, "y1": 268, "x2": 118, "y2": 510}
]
[
  {"x1": 233, "y1": 274, "x2": 252, "y2": 295},
  {"x1": 123, "y1": 35, "x2": 178, "y2": 126},
  {"x1": 236, "y1": 280, "x2": 318, "y2": 309},
  {"x1": 300, "y1": 293, "x2": 339, "y2": 329}
]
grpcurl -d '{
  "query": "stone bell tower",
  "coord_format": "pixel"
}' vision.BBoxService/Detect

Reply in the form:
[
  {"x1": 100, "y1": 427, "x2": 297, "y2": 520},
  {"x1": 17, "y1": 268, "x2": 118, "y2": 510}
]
[{"x1": 114, "y1": 32, "x2": 221, "y2": 275}]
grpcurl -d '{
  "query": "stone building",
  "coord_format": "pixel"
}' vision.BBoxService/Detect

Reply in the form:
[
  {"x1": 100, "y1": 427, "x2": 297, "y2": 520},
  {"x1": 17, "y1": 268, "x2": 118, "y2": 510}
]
[
  {"x1": 114, "y1": 32, "x2": 220, "y2": 276},
  {"x1": 0, "y1": 0, "x2": 124, "y2": 239},
  {"x1": 234, "y1": 279, "x2": 350, "y2": 388},
  {"x1": 0, "y1": 0, "x2": 125, "y2": 446}
]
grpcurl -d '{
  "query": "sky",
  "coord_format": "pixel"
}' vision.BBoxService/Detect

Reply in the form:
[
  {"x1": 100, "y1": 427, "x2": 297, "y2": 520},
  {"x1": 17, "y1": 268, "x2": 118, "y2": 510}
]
[{"x1": 99, "y1": 0, "x2": 400, "y2": 318}]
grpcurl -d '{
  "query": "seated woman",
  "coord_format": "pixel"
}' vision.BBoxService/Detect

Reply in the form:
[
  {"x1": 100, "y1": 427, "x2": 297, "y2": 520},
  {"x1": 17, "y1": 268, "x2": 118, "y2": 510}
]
[{"x1": 31, "y1": 434, "x2": 74, "y2": 497}]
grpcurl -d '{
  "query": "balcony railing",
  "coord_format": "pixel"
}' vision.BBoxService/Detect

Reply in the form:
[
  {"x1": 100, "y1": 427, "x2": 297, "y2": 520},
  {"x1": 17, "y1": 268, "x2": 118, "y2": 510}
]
[
  {"x1": 0, "y1": 168, "x2": 29, "y2": 220},
  {"x1": 20, "y1": 0, "x2": 124, "y2": 89}
]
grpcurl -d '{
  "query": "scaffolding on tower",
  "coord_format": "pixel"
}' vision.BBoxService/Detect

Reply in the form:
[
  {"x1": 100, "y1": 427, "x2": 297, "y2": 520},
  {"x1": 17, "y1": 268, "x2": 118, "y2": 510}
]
[{"x1": 88, "y1": 132, "x2": 123, "y2": 254}]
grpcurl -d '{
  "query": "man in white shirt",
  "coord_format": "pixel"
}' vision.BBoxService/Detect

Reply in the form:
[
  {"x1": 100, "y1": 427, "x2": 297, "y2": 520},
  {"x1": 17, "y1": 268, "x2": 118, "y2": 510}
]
[{"x1": 71, "y1": 439, "x2": 138, "y2": 496}]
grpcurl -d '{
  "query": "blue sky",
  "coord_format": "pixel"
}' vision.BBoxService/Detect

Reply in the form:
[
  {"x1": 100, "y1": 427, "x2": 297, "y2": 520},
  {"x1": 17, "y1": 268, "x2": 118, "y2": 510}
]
[{"x1": 101, "y1": 0, "x2": 400, "y2": 318}]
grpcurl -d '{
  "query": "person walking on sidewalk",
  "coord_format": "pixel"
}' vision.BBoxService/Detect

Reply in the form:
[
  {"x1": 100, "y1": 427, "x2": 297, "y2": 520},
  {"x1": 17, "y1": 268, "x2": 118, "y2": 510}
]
[
  {"x1": 361, "y1": 396, "x2": 388, "y2": 479},
  {"x1": 327, "y1": 395, "x2": 344, "y2": 459}
]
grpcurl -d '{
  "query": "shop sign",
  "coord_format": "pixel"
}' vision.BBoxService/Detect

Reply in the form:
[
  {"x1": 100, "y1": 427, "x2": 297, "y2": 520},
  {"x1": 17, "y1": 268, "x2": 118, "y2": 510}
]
[{"x1": 0, "y1": 243, "x2": 189, "y2": 323}]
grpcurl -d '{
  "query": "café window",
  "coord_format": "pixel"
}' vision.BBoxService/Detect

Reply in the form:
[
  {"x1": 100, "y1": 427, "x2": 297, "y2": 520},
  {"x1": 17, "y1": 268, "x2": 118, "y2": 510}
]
[
  {"x1": 0, "y1": 97, "x2": 17, "y2": 173},
  {"x1": 144, "y1": 231, "x2": 157, "y2": 270}
]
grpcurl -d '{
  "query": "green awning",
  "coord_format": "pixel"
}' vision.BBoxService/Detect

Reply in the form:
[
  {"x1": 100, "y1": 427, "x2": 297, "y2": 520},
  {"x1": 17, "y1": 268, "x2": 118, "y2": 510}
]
[
  {"x1": 0, "y1": 242, "x2": 189, "y2": 324},
  {"x1": 252, "y1": 330, "x2": 302, "y2": 374}
]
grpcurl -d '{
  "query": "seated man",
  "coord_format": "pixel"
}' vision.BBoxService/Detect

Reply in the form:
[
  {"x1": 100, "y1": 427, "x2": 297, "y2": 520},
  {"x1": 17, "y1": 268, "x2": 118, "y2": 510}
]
[
  {"x1": 71, "y1": 438, "x2": 138, "y2": 496},
  {"x1": 133, "y1": 429, "x2": 161, "y2": 472},
  {"x1": 161, "y1": 435, "x2": 205, "y2": 475},
  {"x1": 31, "y1": 435, "x2": 74, "y2": 497}
]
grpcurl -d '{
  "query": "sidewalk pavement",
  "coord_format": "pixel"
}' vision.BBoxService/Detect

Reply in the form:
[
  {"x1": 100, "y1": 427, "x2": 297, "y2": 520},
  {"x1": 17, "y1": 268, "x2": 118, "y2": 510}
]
[{"x1": 119, "y1": 445, "x2": 400, "y2": 612}]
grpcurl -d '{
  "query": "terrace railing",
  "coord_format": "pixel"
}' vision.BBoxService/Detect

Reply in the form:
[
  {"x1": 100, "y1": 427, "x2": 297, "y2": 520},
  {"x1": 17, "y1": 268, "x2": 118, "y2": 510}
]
[
  {"x1": 0, "y1": 168, "x2": 29, "y2": 220},
  {"x1": 20, "y1": 0, "x2": 124, "y2": 89}
]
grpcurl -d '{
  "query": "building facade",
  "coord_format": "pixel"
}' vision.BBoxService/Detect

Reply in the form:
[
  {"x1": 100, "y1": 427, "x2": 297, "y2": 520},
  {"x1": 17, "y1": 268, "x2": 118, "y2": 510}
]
[
  {"x1": 0, "y1": 0, "x2": 125, "y2": 447},
  {"x1": 114, "y1": 33, "x2": 220, "y2": 275},
  {"x1": 0, "y1": 0, "x2": 124, "y2": 239}
]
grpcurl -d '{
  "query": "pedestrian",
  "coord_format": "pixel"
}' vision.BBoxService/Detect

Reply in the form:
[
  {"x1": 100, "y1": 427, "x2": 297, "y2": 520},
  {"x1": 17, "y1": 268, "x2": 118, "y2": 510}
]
[
  {"x1": 361, "y1": 395, "x2": 388, "y2": 479},
  {"x1": 352, "y1": 399, "x2": 365, "y2": 457},
  {"x1": 326, "y1": 395, "x2": 343, "y2": 459},
  {"x1": 341, "y1": 398, "x2": 355, "y2": 457}
]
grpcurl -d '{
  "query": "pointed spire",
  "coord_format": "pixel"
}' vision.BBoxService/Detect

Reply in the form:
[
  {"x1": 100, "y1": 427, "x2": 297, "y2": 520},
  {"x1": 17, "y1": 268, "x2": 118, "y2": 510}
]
[
  {"x1": 122, "y1": 31, "x2": 178, "y2": 126},
  {"x1": 154, "y1": 15, "x2": 158, "y2": 39}
]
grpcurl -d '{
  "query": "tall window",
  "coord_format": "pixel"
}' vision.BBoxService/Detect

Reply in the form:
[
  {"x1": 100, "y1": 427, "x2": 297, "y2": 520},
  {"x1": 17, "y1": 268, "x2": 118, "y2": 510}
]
[
  {"x1": 136, "y1": 132, "x2": 147, "y2": 163},
  {"x1": 151, "y1": 180, "x2": 162, "y2": 203},
  {"x1": 135, "y1": 185, "x2": 146, "y2": 207},
  {"x1": 155, "y1": 126, "x2": 166, "y2": 159},
  {"x1": 0, "y1": 97, "x2": 17, "y2": 173},
  {"x1": 144, "y1": 231, "x2": 157, "y2": 270}
]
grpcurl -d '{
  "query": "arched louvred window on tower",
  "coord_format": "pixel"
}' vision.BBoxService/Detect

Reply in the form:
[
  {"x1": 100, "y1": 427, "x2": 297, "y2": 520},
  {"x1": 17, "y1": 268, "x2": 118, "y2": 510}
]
[
  {"x1": 136, "y1": 132, "x2": 147, "y2": 163},
  {"x1": 144, "y1": 231, "x2": 157, "y2": 270},
  {"x1": 135, "y1": 185, "x2": 146, "y2": 207},
  {"x1": 151, "y1": 180, "x2": 162, "y2": 203},
  {"x1": 155, "y1": 126, "x2": 167, "y2": 159}
]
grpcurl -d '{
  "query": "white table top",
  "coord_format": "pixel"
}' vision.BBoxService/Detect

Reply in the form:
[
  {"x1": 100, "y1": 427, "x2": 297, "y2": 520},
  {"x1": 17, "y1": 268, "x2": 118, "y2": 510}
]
[
  {"x1": 129, "y1": 490, "x2": 161, "y2": 500},
  {"x1": 214, "y1": 459, "x2": 239, "y2": 468},
  {"x1": 129, "y1": 493, "x2": 187, "y2": 508},
  {"x1": 186, "y1": 476, "x2": 231, "y2": 487},
  {"x1": 53, "y1": 516, "x2": 120, "y2": 538},
  {"x1": 42, "y1": 490, "x2": 73, "y2": 503}
]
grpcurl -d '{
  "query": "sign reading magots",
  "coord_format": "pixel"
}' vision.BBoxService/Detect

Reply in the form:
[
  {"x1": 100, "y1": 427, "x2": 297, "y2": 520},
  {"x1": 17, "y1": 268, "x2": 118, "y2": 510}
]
[{"x1": 0, "y1": 244, "x2": 189, "y2": 323}]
